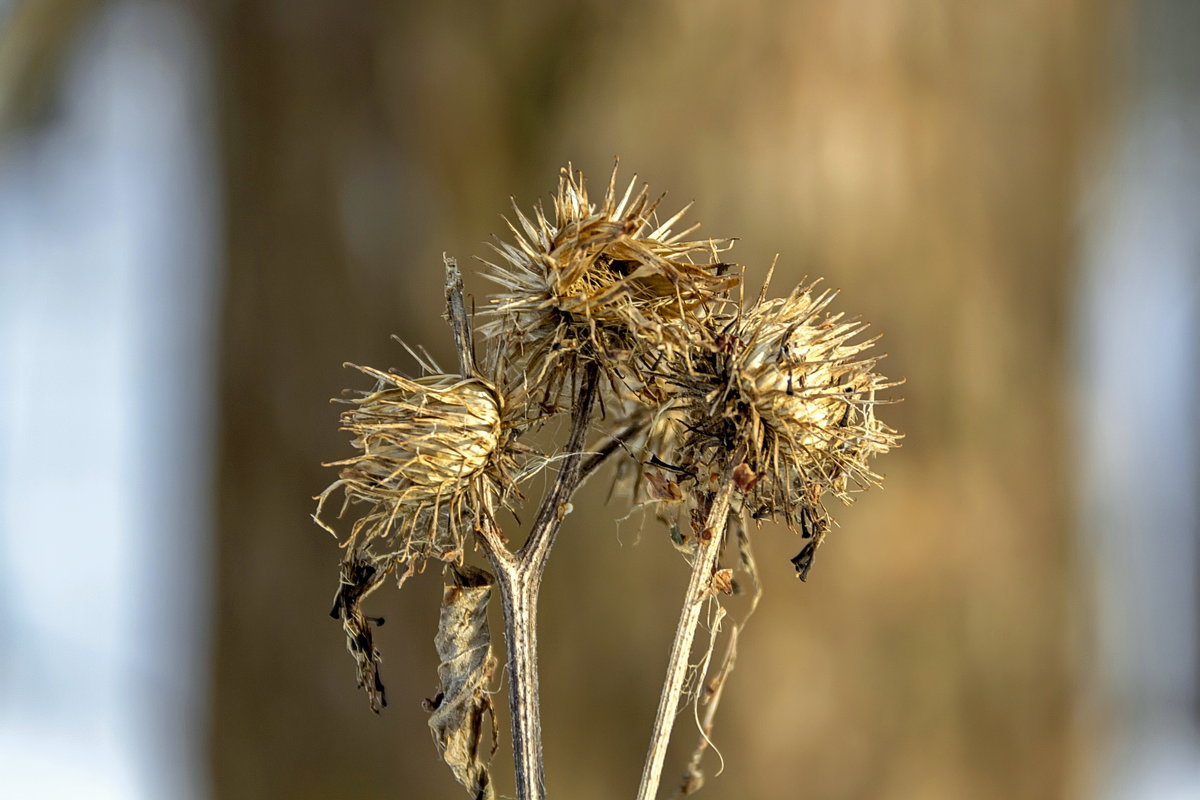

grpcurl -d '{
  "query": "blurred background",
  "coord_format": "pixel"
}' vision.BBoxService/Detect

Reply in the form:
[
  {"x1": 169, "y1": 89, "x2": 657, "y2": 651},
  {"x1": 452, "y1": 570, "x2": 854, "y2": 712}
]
[{"x1": 2, "y1": 0, "x2": 1198, "y2": 798}]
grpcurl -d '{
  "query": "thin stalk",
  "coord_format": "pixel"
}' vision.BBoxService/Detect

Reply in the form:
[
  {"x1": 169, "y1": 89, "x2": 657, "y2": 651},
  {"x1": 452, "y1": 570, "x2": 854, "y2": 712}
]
[
  {"x1": 635, "y1": 446, "x2": 745, "y2": 800},
  {"x1": 492, "y1": 565, "x2": 544, "y2": 800},
  {"x1": 673, "y1": 623, "x2": 739, "y2": 798},
  {"x1": 577, "y1": 417, "x2": 648, "y2": 488},
  {"x1": 519, "y1": 364, "x2": 601, "y2": 574},
  {"x1": 478, "y1": 364, "x2": 601, "y2": 800},
  {"x1": 445, "y1": 260, "x2": 602, "y2": 798},
  {"x1": 442, "y1": 255, "x2": 476, "y2": 376}
]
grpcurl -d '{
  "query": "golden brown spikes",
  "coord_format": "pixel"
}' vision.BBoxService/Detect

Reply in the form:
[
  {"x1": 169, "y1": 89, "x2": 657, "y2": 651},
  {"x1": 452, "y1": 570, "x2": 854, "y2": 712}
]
[
  {"x1": 480, "y1": 163, "x2": 739, "y2": 414},
  {"x1": 632, "y1": 280, "x2": 900, "y2": 577},
  {"x1": 314, "y1": 368, "x2": 513, "y2": 576}
]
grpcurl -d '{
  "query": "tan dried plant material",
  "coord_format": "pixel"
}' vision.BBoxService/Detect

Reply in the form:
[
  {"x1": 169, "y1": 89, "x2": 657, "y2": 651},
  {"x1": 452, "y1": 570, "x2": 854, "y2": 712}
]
[
  {"x1": 327, "y1": 556, "x2": 390, "y2": 712},
  {"x1": 315, "y1": 165, "x2": 904, "y2": 800},
  {"x1": 606, "y1": 392, "x2": 690, "y2": 525},
  {"x1": 709, "y1": 568, "x2": 735, "y2": 596},
  {"x1": 481, "y1": 163, "x2": 739, "y2": 411},
  {"x1": 645, "y1": 471, "x2": 684, "y2": 502},
  {"x1": 315, "y1": 362, "x2": 524, "y2": 709},
  {"x1": 315, "y1": 368, "x2": 516, "y2": 571},
  {"x1": 674, "y1": 619, "x2": 741, "y2": 799},
  {"x1": 427, "y1": 566, "x2": 499, "y2": 800},
  {"x1": 672, "y1": 514, "x2": 761, "y2": 797},
  {"x1": 645, "y1": 278, "x2": 901, "y2": 579},
  {"x1": 733, "y1": 284, "x2": 899, "y2": 506},
  {"x1": 731, "y1": 463, "x2": 759, "y2": 492}
]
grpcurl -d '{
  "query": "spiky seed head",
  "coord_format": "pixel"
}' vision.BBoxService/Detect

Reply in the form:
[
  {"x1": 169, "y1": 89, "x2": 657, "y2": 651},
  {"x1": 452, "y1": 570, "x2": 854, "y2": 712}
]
[
  {"x1": 731, "y1": 286, "x2": 898, "y2": 513},
  {"x1": 481, "y1": 164, "x2": 738, "y2": 413},
  {"x1": 316, "y1": 363, "x2": 519, "y2": 710},
  {"x1": 315, "y1": 366, "x2": 510, "y2": 573},
  {"x1": 640, "y1": 279, "x2": 899, "y2": 575}
]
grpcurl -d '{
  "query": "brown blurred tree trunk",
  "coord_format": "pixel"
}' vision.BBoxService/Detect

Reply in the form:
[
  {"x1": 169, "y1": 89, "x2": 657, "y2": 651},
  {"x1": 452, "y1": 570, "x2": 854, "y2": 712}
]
[{"x1": 205, "y1": 3, "x2": 453, "y2": 798}]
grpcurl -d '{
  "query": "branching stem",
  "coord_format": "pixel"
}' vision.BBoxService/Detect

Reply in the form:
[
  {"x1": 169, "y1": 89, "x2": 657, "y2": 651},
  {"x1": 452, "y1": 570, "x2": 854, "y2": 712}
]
[{"x1": 477, "y1": 363, "x2": 601, "y2": 800}]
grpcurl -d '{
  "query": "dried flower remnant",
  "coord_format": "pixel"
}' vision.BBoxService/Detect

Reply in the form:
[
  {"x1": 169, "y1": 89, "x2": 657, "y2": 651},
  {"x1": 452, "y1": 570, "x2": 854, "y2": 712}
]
[
  {"x1": 315, "y1": 163, "x2": 902, "y2": 800},
  {"x1": 605, "y1": 393, "x2": 691, "y2": 527},
  {"x1": 738, "y1": 286, "x2": 897, "y2": 504},
  {"x1": 328, "y1": 556, "x2": 390, "y2": 712},
  {"x1": 315, "y1": 363, "x2": 522, "y2": 708},
  {"x1": 316, "y1": 368, "x2": 510, "y2": 565},
  {"x1": 481, "y1": 164, "x2": 738, "y2": 411},
  {"x1": 633, "y1": 281, "x2": 898, "y2": 800},
  {"x1": 649, "y1": 280, "x2": 900, "y2": 579}
]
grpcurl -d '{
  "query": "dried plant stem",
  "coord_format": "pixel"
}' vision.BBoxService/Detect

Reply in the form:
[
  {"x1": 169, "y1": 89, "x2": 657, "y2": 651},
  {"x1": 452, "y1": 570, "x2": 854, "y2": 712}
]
[
  {"x1": 442, "y1": 255, "x2": 476, "y2": 376},
  {"x1": 489, "y1": 562, "x2": 544, "y2": 800},
  {"x1": 323, "y1": 173, "x2": 900, "y2": 800},
  {"x1": 477, "y1": 363, "x2": 601, "y2": 800},
  {"x1": 635, "y1": 446, "x2": 745, "y2": 800}
]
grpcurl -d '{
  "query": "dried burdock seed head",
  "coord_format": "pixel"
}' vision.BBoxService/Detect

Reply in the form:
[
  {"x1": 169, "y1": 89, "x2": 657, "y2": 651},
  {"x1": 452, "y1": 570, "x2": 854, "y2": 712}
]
[
  {"x1": 314, "y1": 168, "x2": 906, "y2": 800},
  {"x1": 315, "y1": 358, "x2": 527, "y2": 709},
  {"x1": 733, "y1": 284, "x2": 898, "y2": 502},
  {"x1": 315, "y1": 365, "x2": 519, "y2": 578},
  {"x1": 645, "y1": 277, "x2": 901, "y2": 577},
  {"x1": 481, "y1": 163, "x2": 739, "y2": 414}
]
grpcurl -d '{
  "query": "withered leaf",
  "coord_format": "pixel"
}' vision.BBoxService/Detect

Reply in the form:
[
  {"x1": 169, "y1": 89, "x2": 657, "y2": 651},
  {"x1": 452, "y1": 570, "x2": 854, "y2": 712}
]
[
  {"x1": 799, "y1": 503, "x2": 828, "y2": 541},
  {"x1": 428, "y1": 565, "x2": 498, "y2": 800},
  {"x1": 791, "y1": 541, "x2": 817, "y2": 581},
  {"x1": 793, "y1": 504, "x2": 830, "y2": 581},
  {"x1": 330, "y1": 556, "x2": 391, "y2": 713}
]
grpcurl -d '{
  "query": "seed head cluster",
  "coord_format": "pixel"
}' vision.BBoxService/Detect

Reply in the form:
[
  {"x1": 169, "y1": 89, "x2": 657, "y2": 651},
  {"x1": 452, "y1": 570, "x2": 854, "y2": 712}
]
[{"x1": 317, "y1": 163, "x2": 900, "y2": 709}]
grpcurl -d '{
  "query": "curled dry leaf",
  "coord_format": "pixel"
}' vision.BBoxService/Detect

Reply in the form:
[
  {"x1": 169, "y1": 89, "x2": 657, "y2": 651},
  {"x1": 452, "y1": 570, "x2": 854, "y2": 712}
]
[
  {"x1": 428, "y1": 565, "x2": 499, "y2": 800},
  {"x1": 329, "y1": 557, "x2": 390, "y2": 713}
]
